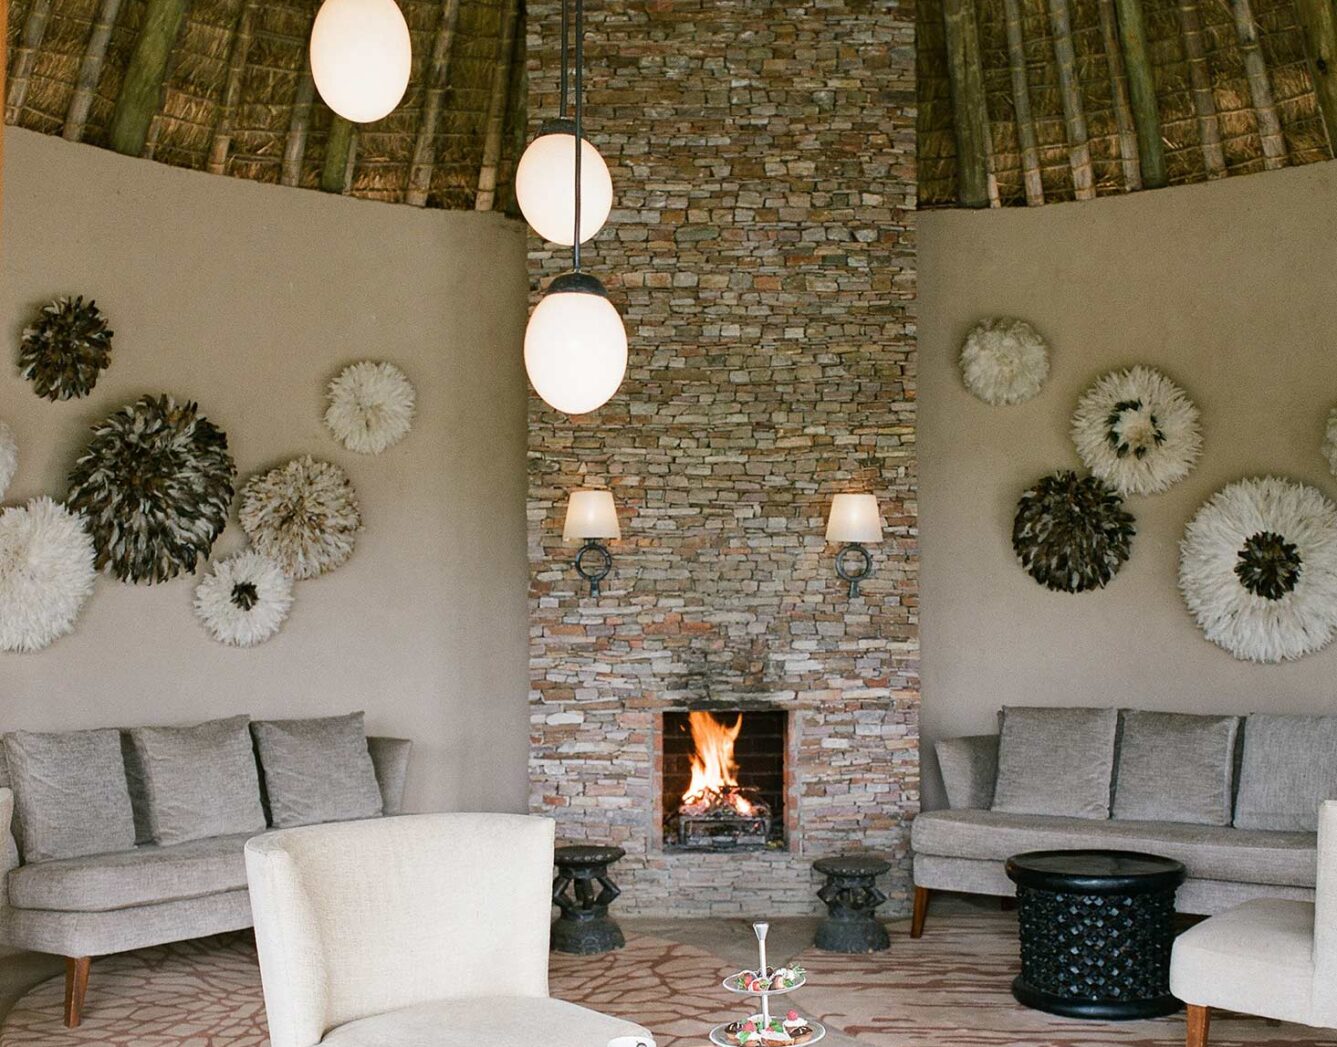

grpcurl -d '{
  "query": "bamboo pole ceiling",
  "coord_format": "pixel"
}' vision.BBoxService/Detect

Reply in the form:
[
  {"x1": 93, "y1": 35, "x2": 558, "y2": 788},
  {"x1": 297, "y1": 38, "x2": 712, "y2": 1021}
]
[
  {"x1": 4, "y1": 0, "x2": 526, "y2": 211},
  {"x1": 920, "y1": 0, "x2": 1336, "y2": 207}
]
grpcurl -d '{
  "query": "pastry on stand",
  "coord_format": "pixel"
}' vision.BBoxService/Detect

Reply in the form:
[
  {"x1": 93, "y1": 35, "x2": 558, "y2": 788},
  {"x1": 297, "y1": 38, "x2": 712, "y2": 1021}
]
[{"x1": 710, "y1": 922, "x2": 826, "y2": 1047}]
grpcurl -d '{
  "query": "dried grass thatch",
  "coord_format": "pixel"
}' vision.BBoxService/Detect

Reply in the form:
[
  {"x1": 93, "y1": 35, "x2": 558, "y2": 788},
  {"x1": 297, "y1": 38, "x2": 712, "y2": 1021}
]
[
  {"x1": 5, "y1": 0, "x2": 526, "y2": 211},
  {"x1": 920, "y1": 0, "x2": 1332, "y2": 207}
]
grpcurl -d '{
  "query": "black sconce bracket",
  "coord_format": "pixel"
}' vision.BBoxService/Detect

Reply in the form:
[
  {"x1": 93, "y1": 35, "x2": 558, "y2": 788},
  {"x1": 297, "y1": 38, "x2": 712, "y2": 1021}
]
[
  {"x1": 575, "y1": 539, "x2": 613, "y2": 597},
  {"x1": 835, "y1": 543, "x2": 873, "y2": 598}
]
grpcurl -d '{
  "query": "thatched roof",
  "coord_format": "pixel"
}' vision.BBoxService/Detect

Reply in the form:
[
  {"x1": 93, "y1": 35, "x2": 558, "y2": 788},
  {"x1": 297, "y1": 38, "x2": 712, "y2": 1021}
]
[
  {"x1": 5, "y1": 0, "x2": 526, "y2": 211},
  {"x1": 920, "y1": 0, "x2": 1335, "y2": 207}
]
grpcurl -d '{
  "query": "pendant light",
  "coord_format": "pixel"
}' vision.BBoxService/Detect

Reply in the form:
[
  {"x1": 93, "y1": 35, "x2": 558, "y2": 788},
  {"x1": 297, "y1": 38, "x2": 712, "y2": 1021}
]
[
  {"x1": 309, "y1": 0, "x2": 412, "y2": 124},
  {"x1": 515, "y1": 0, "x2": 613, "y2": 245},
  {"x1": 524, "y1": 0, "x2": 627, "y2": 416}
]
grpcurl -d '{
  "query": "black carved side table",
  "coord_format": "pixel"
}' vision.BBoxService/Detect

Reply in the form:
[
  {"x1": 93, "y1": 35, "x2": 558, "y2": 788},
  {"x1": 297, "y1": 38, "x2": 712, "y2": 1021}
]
[
  {"x1": 812, "y1": 854, "x2": 892, "y2": 953},
  {"x1": 1006, "y1": 849, "x2": 1186, "y2": 1020},
  {"x1": 552, "y1": 844, "x2": 626, "y2": 955}
]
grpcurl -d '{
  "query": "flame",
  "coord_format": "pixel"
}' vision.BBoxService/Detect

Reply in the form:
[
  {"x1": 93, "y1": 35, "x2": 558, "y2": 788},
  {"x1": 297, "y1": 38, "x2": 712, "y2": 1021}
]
[{"x1": 681, "y1": 712, "x2": 755, "y2": 815}]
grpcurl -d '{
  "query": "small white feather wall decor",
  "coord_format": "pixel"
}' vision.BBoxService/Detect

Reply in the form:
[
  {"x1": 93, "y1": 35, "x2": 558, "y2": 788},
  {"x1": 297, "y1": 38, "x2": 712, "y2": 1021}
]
[
  {"x1": 959, "y1": 318, "x2": 1051, "y2": 406},
  {"x1": 1179, "y1": 477, "x2": 1337, "y2": 663},
  {"x1": 325, "y1": 361, "x2": 416, "y2": 454},
  {"x1": 0, "y1": 421, "x2": 17, "y2": 501},
  {"x1": 239, "y1": 456, "x2": 362, "y2": 580},
  {"x1": 0, "y1": 497, "x2": 97, "y2": 652},
  {"x1": 194, "y1": 551, "x2": 294, "y2": 647},
  {"x1": 1322, "y1": 407, "x2": 1337, "y2": 478},
  {"x1": 1072, "y1": 366, "x2": 1202, "y2": 496}
]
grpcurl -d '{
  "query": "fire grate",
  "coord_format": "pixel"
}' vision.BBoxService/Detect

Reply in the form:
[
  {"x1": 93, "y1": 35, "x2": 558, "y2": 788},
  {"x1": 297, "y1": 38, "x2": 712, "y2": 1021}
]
[{"x1": 669, "y1": 786, "x2": 773, "y2": 851}]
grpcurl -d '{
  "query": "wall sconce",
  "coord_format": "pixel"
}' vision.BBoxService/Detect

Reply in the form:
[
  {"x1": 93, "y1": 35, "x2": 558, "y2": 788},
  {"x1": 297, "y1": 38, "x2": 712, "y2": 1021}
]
[
  {"x1": 564, "y1": 489, "x2": 620, "y2": 596},
  {"x1": 826, "y1": 493, "x2": 883, "y2": 598}
]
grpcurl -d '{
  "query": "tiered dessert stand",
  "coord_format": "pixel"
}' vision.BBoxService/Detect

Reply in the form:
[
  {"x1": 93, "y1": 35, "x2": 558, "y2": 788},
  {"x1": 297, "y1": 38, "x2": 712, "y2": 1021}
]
[{"x1": 709, "y1": 922, "x2": 827, "y2": 1047}]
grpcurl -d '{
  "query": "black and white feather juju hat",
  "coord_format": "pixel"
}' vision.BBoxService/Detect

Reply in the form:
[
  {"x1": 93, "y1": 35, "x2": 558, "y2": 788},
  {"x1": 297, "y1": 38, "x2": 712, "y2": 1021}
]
[
  {"x1": 194, "y1": 551, "x2": 294, "y2": 647},
  {"x1": 325, "y1": 361, "x2": 416, "y2": 455},
  {"x1": 239, "y1": 456, "x2": 361, "y2": 580},
  {"x1": 1013, "y1": 471, "x2": 1136, "y2": 593},
  {"x1": 0, "y1": 497, "x2": 96, "y2": 652},
  {"x1": 67, "y1": 396, "x2": 236, "y2": 584},
  {"x1": 1179, "y1": 477, "x2": 1337, "y2": 663},
  {"x1": 0, "y1": 421, "x2": 17, "y2": 501},
  {"x1": 959, "y1": 318, "x2": 1051, "y2": 406},
  {"x1": 19, "y1": 296, "x2": 114, "y2": 401},
  {"x1": 1071, "y1": 366, "x2": 1202, "y2": 496}
]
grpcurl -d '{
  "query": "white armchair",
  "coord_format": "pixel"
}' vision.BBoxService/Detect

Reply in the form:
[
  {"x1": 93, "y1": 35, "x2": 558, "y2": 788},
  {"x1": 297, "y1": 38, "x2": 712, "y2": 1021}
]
[
  {"x1": 1170, "y1": 799, "x2": 1337, "y2": 1047},
  {"x1": 245, "y1": 813, "x2": 655, "y2": 1047}
]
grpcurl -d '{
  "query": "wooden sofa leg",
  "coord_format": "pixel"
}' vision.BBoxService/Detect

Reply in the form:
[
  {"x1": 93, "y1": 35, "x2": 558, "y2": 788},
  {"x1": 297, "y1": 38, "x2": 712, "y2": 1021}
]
[
  {"x1": 1186, "y1": 1004, "x2": 1210, "y2": 1047},
  {"x1": 64, "y1": 956, "x2": 90, "y2": 1028},
  {"x1": 910, "y1": 886, "x2": 930, "y2": 939}
]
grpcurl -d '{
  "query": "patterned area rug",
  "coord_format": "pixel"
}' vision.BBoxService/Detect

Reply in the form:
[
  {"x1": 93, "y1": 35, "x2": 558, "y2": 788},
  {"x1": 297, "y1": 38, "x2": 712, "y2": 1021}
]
[{"x1": 2, "y1": 913, "x2": 1334, "y2": 1046}]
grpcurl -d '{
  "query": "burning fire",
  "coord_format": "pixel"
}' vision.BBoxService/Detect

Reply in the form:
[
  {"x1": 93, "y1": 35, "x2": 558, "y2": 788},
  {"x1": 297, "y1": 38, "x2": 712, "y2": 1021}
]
[{"x1": 681, "y1": 711, "x2": 756, "y2": 816}]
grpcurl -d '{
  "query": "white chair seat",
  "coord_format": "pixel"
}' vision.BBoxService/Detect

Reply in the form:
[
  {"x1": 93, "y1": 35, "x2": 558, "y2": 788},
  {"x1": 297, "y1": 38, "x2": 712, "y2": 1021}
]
[
  {"x1": 1171, "y1": 898, "x2": 1315, "y2": 1025},
  {"x1": 320, "y1": 996, "x2": 651, "y2": 1047}
]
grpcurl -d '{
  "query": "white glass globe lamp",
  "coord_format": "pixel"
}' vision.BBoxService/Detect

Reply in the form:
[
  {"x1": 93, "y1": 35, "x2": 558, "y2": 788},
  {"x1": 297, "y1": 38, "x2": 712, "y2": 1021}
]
[
  {"x1": 310, "y1": 0, "x2": 412, "y2": 124},
  {"x1": 524, "y1": 272, "x2": 627, "y2": 415},
  {"x1": 515, "y1": 118, "x2": 614, "y2": 245}
]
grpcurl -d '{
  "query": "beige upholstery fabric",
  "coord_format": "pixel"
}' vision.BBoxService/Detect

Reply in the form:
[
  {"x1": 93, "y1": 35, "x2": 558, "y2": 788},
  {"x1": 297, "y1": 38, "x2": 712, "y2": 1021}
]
[
  {"x1": 912, "y1": 808, "x2": 1316, "y2": 887},
  {"x1": 992, "y1": 706, "x2": 1118, "y2": 820},
  {"x1": 1170, "y1": 899, "x2": 1314, "y2": 1022},
  {"x1": 1169, "y1": 801, "x2": 1337, "y2": 1030},
  {"x1": 934, "y1": 736, "x2": 998, "y2": 810},
  {"x1": 319, "y1": 997, "x2": 652, "y2": 1047},
  {"x1": 245, "y1": 813, "x2": 654, "y2": 1047}
]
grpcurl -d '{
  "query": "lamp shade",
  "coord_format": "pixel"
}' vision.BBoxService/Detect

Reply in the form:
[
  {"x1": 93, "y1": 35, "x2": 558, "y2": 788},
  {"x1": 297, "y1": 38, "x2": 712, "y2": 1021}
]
[
  {"x1": 826, "y1": 493, "x2": 883, "y2": 544},
  {"x1": 564, "y1": 489, "x2": 621, "y2": 541},
  {"x1": 309, "y1": 0, "x2": 411, "y2": 123},
  {"x1": 515, "y1": 128, "x2": 614, "y2": 245},
  {"x1": 524, "y1": 273, "x2": 628, "y2": 415}
]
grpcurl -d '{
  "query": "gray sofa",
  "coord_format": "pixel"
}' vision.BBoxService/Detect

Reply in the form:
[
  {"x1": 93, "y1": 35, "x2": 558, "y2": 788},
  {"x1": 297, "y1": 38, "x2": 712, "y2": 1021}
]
[
  {"x1": 0, "y1": 726, "x2": 410, "y2": 1027},
  {"x1": 911, "y1": 708, "x2": 1329, "y2": 936}
]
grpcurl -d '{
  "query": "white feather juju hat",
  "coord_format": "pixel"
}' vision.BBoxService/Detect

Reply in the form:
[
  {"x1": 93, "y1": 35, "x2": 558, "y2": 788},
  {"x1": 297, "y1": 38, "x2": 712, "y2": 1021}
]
[
  {"x1": 1072, "y1": 366, "x2": 1202, "y2": 496},
  {"x1": 0, "y1": 497, "x2": 96, "y2": 653},
  {"x1": 325, "y1": 361, "x2": 416, "y2": 455},
  {"x1": 1179, "y1": 477, "x2": 1337, "y2": 663},
  {"x1": 194, "y1": 551, "x2": 294, "y2": 647},
  {"x1": 0, "y1": 421, "x2": 17, "y2": 501},
  {"x1": 959, "y1": 318, "x2": 1051, "y2": 406},
  {"x1": 239, "y1": 456, "x2": 362, "y2": 580},
  {"x1": 1322, "y1": 407, "x2": 1337, "y2": 478}
]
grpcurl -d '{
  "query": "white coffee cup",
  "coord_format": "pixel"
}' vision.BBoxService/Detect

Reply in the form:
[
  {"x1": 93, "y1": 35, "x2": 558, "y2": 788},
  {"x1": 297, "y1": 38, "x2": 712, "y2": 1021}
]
[{"x1": 607, "y1": 1037, "x2": 655, "y2": 1047}]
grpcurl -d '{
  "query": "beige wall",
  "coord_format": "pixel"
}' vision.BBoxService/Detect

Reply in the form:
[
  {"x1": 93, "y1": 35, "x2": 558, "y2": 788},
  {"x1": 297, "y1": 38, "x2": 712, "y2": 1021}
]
[
  {"x1": 0, "y1": 129, "x2": 532, "y2": 814},
  {"x1": 919, "y1": 161, "x2": 1337, "y2": 810}
]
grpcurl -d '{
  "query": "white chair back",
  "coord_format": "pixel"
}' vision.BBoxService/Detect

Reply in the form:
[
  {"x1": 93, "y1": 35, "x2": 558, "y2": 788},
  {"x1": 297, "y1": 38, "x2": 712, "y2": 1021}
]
[
  {"x1": 1314, "y1": 800, "x2": 1337, "y2": 1026},
  {"x1": 245, "y1": 813, "x2": 556, "y2": 1047}
]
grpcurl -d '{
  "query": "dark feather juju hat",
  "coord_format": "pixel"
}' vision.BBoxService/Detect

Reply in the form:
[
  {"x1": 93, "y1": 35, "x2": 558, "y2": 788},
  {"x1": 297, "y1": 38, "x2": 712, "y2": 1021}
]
[
  {"x1": 1012, "y1": 470, "x2": 1135, "y2": 593},
  {"x1": 19, "y1": 296, "x2": 114, "y2": 401},
  {"x1": 66, "y1": 395, "x2": 236, "y2": 584}
]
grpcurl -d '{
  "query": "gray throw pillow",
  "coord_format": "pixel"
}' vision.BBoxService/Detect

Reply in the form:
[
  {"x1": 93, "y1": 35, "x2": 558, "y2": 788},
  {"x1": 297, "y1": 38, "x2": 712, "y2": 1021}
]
[
  {"x1": 3, "y1": 729, "x2": 136, "y2": 863},
  {"x1": 1234, "y1": 714, "x2": 1337, "y2": 831},
  {"x1": 129, "y1": 716, "x2": 267, "y2": 846},
  {"x1": 1112, "y1": 711, "x2": 1240, "y2": 825},
  {"x1": 251, "y1": 713, "x2": 383, "y2": 829},
  {"x1": 992, "y1": 706, "x2": 1118, "y2": 820}
]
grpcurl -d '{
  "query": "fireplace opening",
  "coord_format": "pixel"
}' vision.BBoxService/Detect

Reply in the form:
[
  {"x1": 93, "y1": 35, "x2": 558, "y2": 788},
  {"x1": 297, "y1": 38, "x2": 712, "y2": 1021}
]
[{"x1": 662, "y1": 710, "x2": 787, "y2": 851}]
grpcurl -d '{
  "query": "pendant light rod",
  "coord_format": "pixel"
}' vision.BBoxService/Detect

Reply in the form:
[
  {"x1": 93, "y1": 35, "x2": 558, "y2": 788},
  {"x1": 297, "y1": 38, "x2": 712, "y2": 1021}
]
[
  {"x1": 558, "y1": 0, "x2": 569, "y2": 118},
  {"x1": 572, "y1": 0, "x2": 584, "y2": 270}
]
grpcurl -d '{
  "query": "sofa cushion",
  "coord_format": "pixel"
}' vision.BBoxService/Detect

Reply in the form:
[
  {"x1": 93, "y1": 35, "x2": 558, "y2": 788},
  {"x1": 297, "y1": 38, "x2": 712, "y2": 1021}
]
[
  {"x1": 319, "y1": 996, "x2": 653, "y2": 1047},
  {"x1": 1113, "y1": 711, "x2": 1240, "y2": 826},
  {"x1": 992, "y1": 706, "x2": 1118, "y2": 820},
  {"x1": 3, "y1": 729, "x2": 136, "y2": 863},
  {"x1": 912, "y1": 808, "x2": 1317, "y2": 888},
  {"x1": 935, "y1": 735, "x2": 998, "y2": 810},
  {"x1": 1235, "y1": 714, "x2": 1337, "y2": 832},
  {"x1": 251, "y1": 713, "x2": 383, "y2": 829},
  {"x1": 6, "y1": 833, "x2": 252, "y2": 912},
  {"x1": 129, "y1": 716, "x2": 267, "y2": 846}
]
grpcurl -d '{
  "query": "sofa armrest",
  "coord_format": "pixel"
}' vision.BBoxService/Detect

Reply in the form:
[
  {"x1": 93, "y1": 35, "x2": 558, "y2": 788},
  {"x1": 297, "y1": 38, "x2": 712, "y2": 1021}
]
[
  {"x1": 367, "y1": 737, "x2": 412, "y2": 815},
  {"x1": 0, "y1": 789, "x2": 17, "y2": 905},
  {"x1": 935, "y1": 735, "x2": 999, "y2": 810}
]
